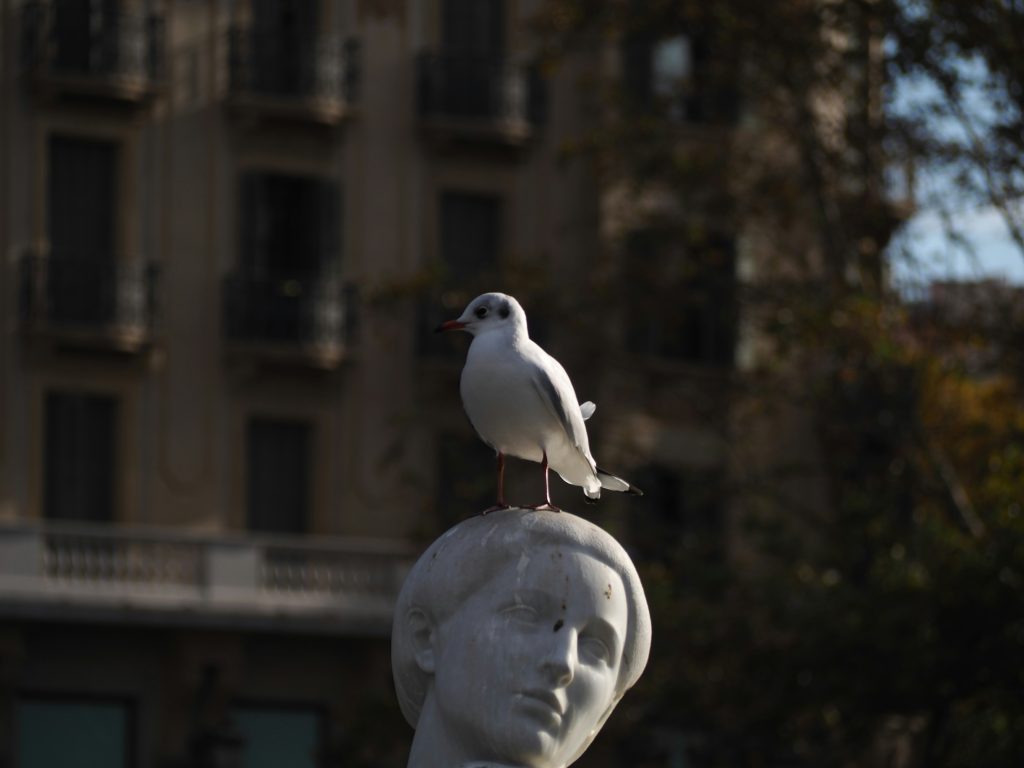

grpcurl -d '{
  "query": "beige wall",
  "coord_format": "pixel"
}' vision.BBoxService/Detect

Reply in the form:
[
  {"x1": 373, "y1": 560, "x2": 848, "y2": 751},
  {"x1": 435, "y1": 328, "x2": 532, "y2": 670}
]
[{"x1": 0, "y1": 0, "x2": 597, "y2": 540}]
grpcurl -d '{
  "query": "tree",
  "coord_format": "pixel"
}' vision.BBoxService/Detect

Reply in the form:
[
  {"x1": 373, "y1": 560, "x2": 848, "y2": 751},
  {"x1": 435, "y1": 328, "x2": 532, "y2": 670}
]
[{"x1": 526, "y1": 2, "x2": 1024, "y2": 766}]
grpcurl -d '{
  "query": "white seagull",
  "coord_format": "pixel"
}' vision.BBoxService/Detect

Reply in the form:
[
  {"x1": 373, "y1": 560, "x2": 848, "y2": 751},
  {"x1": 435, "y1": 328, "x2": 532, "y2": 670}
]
[{"x1": 436, "y1": 291, "x2": 642, "y2": 512}]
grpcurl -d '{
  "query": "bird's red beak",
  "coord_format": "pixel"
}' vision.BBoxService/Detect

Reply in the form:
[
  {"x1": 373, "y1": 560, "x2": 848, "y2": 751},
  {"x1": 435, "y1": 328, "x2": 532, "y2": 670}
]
[{"x1": 435, "y1": 319, "x2": 467, "y2": 333}]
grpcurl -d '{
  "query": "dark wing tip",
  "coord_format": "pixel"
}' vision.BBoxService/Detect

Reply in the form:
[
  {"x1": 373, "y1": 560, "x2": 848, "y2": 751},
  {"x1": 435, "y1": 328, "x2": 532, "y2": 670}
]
[{"x1": 596, "y1": 467, "x2": 643, "y2": 497}]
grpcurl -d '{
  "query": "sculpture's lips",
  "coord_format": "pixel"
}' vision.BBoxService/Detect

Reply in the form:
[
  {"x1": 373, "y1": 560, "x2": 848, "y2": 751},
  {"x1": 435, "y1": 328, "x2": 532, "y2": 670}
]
[{"x1": 519, "y1": 689, "x2": 564, "y2": 717}]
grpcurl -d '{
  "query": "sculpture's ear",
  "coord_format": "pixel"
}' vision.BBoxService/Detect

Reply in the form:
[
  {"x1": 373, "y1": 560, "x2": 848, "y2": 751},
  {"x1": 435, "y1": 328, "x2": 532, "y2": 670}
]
[{"x1": 406, "y1": 607, "x2": 436, "y2": 674}]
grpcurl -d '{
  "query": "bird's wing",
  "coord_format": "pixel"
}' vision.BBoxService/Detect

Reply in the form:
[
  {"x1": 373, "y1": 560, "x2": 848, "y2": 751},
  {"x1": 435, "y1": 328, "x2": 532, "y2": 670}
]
[{"x1": 527, "y1": 350, "x2": 592, "y2": 457}]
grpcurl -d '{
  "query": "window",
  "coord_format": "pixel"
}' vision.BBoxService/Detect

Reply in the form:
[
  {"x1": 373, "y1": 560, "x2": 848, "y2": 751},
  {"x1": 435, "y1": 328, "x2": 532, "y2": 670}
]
[
  {"x1": 630, "y1": 464, "x2": 724, "y2": 562},
  {"x1": 625, "y1": 231, "x2": 736, "y2": 365},
  {"x1": 46, "y1": 135, "x2": 123, "y2": 327},
  {"x1": 442, "y1": 0, "x2": 504, "y2": 58},
  {"x1": 250, "y1": 0, "x2": 320, "y2": 95},
  {"x1": 421, "y1": 191, "x2": 502, "y2": 356},
  {"x1": 231, "y1": 704, "x2": 322, "y2": 768},
  {"x1": 651, "y1": 35, "x2": 693, "y2": 121},
  {"x1": 422, "y1": 1, "x2": 528, "y2": 125},
  {"x1": 622, "y1": 29, "x2": 737, "y2": 123},
  {"x1": 49, "y1": 135, "x2": 118, "y2": 264},
  {"x1": 17, "y1": 695, "x2": 133, "y2": 768},
  {"x1": 435, "y1": 432, "x2": 495, "y2": 528},
  {"x1": 440, "y1": 191, "x2": 501, "y2": 283},
  {"x1": 47, "y1": 135, "x2": 119, "y2": 327},
  {"x1": 230, "y1": 173, "x2": 342, "y2": 350},
  {"x1": 51, "y1": 0, "x2": 121, "y2": 76},
  {"x1": 45, "y1": 391, "x2": 118, "y2": 522},
  {"x1": 239, "y1": 171, "x2": 340, "y2": 279},
  {"x1": 246, "y1": 417, "x2": 312, "y2": 534}
]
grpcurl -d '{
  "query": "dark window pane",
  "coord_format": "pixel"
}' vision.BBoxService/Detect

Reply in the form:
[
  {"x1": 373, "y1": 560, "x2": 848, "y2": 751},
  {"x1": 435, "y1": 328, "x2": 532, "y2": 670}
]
[
  {"x1": 232, "y1": 705, "x2": 322, "y2": 768},
  {"x1": 622, "y1": 28, "x2": 738, "y2": 124},
  {"x1": 252, "y1": 0, "x2": 318, "y2": 31},
  {"x1": 622, "y1": 36, "x2": 654, "y2": 108},
  {"x1": 442, "y1": 0, "x2": 504, "y2": 57},
  {"x1": 51, "y1": 0, "x2": 120, "y2": 75},
  {"x1": 251, "y1": 0, "x2": 319, "y2": 94},
  {"x1": 625, "y1": 232, "x2": 736, "y2": 365},
  {"x1": 45, "y1": 392, "x2": 118, "y2": 522},
  {"x1": 435, "y1": 432, "x2": 495, "y2": 527},
  {"x1": 240, "y1": 172, "x2": 339, "y2": 278},
  {"x1": 246, "y1": 418, "x2": 312, "y2": 534},
  {"x1": 630, "y1": 464, "x2": 724, "y2": 562},
  {"x1": 51, "y1": 0, "x2": 93, "y2": 72},
  {"x1": 17, "y1": 697, "x2": 131, "y2": 768},
  {"x1": 440, "y1": 191, "x2": 501, "y2": 281},
  {"x1": 49, "y1": 135, "x2": 117, "y2": 263},
  {"x1": 420, "y1": 191, "x2": 502, "y2": 356}
]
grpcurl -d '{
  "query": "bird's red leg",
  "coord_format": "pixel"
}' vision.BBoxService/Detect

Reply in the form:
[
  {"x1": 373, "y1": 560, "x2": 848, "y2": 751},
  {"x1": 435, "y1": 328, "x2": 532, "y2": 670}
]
[
  {"x1": 528, "y1": 451, "x2": 561, "y2": 512},
  {"x1": 481, "y1": 452, "x2": 510, "y2": 515}
]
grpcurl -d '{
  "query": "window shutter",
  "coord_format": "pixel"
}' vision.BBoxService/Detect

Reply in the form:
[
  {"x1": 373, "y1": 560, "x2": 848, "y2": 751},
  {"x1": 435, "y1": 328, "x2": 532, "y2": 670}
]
[
  {"x1": 246, "y1": 418, "x2": 311, "y2": 534},
  {"x1": 442, "y1": 0, "x2": 504, "y2": 58},
  {"x1": 239, "y1": 171, "x2": 267, "y2": 275},
  {"x1": 45, "y1": 392, "x2": 118, "y2": 522},
  {"x1": 49, "y1": 136, "x2": 117, "y2": 263},
  {"x1": 319, "y1": 180, "x2": 341, "y2": 272}
]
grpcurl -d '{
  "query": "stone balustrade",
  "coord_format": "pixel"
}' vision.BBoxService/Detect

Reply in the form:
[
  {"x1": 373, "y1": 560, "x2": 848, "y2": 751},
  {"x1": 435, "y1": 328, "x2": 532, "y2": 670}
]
[{"x1": 0, "y1": 520, "x2": 414, "y2": 635}]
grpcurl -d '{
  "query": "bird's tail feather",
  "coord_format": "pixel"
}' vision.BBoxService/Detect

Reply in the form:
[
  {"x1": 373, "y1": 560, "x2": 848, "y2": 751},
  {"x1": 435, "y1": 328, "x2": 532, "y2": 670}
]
[{"x1": 596, "y1": 468, "x2": 643, "y2": 496}]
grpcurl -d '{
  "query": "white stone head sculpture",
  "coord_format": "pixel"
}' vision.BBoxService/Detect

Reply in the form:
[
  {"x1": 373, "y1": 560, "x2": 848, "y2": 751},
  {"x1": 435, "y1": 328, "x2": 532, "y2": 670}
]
[{"x1": 392, "y1": 508, "x2": 652, "y2": 768}]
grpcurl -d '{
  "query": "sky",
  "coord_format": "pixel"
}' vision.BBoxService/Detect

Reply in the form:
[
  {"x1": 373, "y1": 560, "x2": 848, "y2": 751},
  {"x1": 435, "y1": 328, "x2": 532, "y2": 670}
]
[
  {"x1": 887, "y1": 56, "x2": 1024, "y2": 289},
  {"x1": 892, "y1": 204, "x2": 1024, "y2": 288}
]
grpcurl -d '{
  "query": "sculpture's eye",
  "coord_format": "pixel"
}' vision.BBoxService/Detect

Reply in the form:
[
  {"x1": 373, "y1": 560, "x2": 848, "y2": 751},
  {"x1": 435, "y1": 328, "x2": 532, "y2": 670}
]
[
  {"x1": 501, "y1": 604, "x2": 540, "y2": 625},
  {"x1": 580, "y1": 634, "x2": 613, "y2": 665},
  {"x1": 474, "y1": 305, "x2": 488, "y2": 319}
]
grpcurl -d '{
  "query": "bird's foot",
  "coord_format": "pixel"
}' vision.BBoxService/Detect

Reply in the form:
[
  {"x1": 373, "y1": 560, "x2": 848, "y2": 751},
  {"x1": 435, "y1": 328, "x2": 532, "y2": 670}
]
[
  {"x1": 480, "y1": 503, "x2": 512, "y2": 516},
  {"x1": 526, "y1": 502, "x2": 562, "y2": 513}
]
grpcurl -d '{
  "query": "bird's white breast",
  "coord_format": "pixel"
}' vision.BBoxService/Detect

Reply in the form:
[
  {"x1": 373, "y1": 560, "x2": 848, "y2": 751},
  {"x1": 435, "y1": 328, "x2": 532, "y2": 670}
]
[{"x1": 459, "y1": 333, "x2": 553, "y2": 462}]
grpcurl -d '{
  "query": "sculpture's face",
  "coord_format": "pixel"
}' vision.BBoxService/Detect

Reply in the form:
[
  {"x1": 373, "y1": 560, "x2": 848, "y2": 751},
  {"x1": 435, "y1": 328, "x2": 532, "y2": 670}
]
[{"x1": 432, "y1": 545, "x2": 628, "y2": 766}]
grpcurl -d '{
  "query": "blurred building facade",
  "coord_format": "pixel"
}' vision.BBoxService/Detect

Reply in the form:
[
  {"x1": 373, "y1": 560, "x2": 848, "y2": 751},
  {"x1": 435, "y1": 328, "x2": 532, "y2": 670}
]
[
  {"x1": 0, "y1": 1, "x2": 760, "y2": 766},
  {"x1": 0, "y1": 1, "x2": 592, "y2": 765}
]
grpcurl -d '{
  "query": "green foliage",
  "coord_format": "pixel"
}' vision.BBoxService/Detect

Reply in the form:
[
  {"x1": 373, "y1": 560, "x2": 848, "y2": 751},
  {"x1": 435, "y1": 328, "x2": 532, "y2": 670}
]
[{"x1": 602, "y1": 299, "x2": 1024, "y2": 768}]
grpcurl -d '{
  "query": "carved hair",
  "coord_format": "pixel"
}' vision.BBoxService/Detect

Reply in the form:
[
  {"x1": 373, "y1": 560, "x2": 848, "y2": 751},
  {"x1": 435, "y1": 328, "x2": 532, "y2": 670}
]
[{"x1": 391, "y1": 509, "x2": 651, "y2": 759}]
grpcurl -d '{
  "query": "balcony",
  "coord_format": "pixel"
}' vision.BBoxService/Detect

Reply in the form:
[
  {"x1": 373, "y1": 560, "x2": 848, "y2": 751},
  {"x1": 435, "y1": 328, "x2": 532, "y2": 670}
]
[
  {"x1": 227, "y1": 27, "x2": 359, "y2": 127},
  {"x1": 0, "y1": 521, "x2": 414, "y2": 635},
  {"x1": 19, "y1": 0, "x2": 165, "y2": 105},
  {"x1": 223, "y1": 272, "x2": 355, "y2": 370},
  {"x1": 19, "y1": 252, "x2": 159, "y2": 353},
  {"x1": 416, "y1": 53, "x2": 547, "y2": 149}
]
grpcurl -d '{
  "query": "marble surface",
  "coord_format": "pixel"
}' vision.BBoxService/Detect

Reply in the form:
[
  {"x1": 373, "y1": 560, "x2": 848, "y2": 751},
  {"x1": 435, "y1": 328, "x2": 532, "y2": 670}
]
[{"x1": 392, "y1": 509, "x2": 651, "y2": 767}]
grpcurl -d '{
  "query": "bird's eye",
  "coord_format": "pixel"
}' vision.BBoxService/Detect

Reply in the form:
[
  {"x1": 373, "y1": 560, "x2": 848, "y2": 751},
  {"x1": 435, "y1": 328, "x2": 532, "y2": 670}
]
[
  {"x1": 474, "y1": 306, "x2": 488, "y2": 319},
  {"x1": 499, "y1": 304, "x2": 510, "y2": 319}
]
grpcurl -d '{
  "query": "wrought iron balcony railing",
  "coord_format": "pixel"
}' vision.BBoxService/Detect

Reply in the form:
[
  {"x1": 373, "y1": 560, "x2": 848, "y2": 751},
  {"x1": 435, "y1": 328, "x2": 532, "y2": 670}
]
[
  {"x1": 416, "y1": 53, "x2": 547, "y2": 143},
  {"x1": 228, "y1": 27, "x2": 359, "y2": 123},
  {"x1": 20, "y1": 252, "x2": 159, "y2": 350},
  {"x1": 223, "y1": 272, "x2": 356, "y2": 367},
  {"x1": 20, "y1": 0, "x2": 165, "y2": 100},
  {"x1": 0, "y1": 521, "x2": 414, "y2": 634}
]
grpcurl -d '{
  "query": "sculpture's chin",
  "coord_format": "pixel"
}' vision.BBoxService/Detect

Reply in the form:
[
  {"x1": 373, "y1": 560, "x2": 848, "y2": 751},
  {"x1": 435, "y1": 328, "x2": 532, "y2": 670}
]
[{"x1": 473, "y1": 735, "x2": 557, "y2": 768}]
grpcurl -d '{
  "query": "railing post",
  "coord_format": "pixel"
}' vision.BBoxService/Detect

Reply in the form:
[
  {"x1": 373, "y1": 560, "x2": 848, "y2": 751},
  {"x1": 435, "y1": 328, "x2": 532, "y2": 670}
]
[
  {"x1": 0, "y1": 529, "x2": 44, "y2": 586},
  {"x1": 205, "y1": 541, "x2": 259, "y2": 603}
]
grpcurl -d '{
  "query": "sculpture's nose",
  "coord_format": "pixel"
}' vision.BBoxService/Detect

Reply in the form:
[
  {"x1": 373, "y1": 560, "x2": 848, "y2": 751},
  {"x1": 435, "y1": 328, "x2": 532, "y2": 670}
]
[{"x1": 542, "y1": 626, "x2": 576, "y2": 687}]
